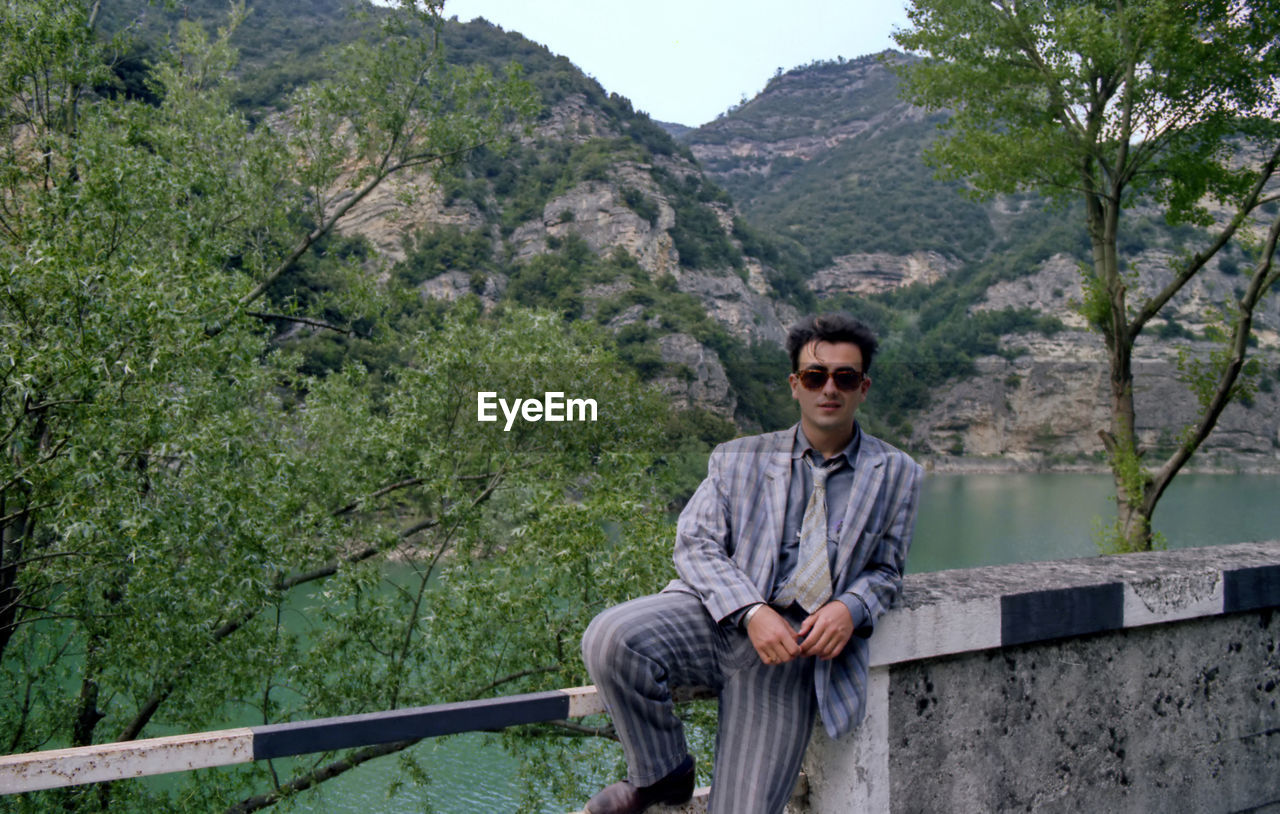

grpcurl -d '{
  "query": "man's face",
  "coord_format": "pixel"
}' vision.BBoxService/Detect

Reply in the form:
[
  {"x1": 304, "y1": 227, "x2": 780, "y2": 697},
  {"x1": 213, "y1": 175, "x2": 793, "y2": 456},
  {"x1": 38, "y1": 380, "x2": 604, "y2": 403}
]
[{"x1": 788, "y1": 340, "x2": 870, "y2": 439}]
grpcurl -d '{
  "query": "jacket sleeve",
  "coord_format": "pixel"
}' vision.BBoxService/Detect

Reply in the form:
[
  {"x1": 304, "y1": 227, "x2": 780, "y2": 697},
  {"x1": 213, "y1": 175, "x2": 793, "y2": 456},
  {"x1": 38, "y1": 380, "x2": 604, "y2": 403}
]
[
  {"x1": 672, "y1": 447, "x2": 768, "y2": 623},
  {"x1": 838, "y1": 456, "x2": 922, "y2": 637}
]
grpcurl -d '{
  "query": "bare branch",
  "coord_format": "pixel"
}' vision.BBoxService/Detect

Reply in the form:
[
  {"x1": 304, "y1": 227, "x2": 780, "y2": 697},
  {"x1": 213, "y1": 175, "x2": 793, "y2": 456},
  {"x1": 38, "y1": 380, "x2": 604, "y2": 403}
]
[
  {"x1": 212, "y1": 128, "x2": 494, "y2": 334},
  {"x1": 225, "y1": 739, "x2": 419, "y2": 814},
  {"x1": 0, "y1": 503, "x2": 55, "y2": 528},
  {"x1": 1130, "y1": 141, "x2": 1280, "y2": 337},
  {"x1": 0, "y1": 436, "x2": 71, "y2": 494},
  {"x1": 232, "y1": 145, "x2": 443, "y2": 315},
  {"x1": 333, "y1": 477, "x2": 424, "y2": 517},
  {"x1": 470, "y1": 666, "x2": 559, "y2": 697},
  {"x1": 1149, "y1": 207, "x2": 1280, "y2": 505},
  {"x1": 0, "y1": 549, "x2": 88, "y2": 570},
  {"x1": 0, "y1": 612, "x2": 89, "y2": 628},
  {"x1": 24, "y1": 397, "x2": 85, "y2": 415},
  {"x1": 246, "y1": 311, "x2": 355, "y2": 336},
  {"x1": 469, "y1": 457, "x2": 511, "y2": 510}
]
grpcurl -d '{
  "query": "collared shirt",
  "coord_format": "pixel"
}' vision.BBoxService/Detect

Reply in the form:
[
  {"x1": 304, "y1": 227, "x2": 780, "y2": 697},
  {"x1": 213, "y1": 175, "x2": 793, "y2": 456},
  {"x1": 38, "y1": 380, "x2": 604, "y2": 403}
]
[
  {"x1": 727, "y1": 422, "x2": 872, "y2": 632},
  {"x1": 771, "y1": 423, "x2": 861, "y2": 597}
]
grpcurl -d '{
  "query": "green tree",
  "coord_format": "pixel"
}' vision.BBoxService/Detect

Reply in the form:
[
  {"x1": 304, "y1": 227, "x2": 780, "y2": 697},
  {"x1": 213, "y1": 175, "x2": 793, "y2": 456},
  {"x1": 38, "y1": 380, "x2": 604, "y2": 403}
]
[
  {"x1": 894, "y1": 0, "x2": 1280, "y2": 550},
  {"x1": 0, "y1": 2, "x2": 676, "y2": 812}
]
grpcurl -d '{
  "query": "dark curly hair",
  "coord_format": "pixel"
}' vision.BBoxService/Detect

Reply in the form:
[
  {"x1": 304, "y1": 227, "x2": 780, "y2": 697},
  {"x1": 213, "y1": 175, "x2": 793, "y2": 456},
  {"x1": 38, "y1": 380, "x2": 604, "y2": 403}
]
[{"x1": 785, "y1": 313, "x2": 879, "y2": 373}]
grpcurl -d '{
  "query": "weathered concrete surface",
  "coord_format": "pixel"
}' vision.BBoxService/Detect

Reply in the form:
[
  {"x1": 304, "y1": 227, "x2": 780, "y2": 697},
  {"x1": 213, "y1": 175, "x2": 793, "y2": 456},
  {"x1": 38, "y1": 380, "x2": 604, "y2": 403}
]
[
  {"x1": 799, "y1": 541, "x2": 1280, "y2": 814},
  {"x1": 567, "y1": 543, "x2": 1280, "y2": 813},
  {"x1": 888, "y1": 612, "x2": 1279, "y2": 812},
  {"x1": 804, "y1": 668, "x2": 891, "y2": 813},
  {"x1": 894, "y1": 541, "x2": 1280, "y2": 611}
]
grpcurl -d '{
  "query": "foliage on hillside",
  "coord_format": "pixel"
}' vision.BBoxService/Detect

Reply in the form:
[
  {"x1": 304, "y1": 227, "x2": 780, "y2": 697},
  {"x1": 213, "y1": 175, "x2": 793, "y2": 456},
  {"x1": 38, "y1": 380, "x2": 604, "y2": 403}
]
[
  {"x1": 96, "y1": 0, "x2": 374, "y2": 111},
  {"x1": 699, "y1": 55, "x2": 905, "y2": 144},
  {"x1": 743, "y1": 120, "x2": 996, "y2": 266},
  {"x1": 0, "y1": 4, "x2": 699, "y2": 813},
  {"x1": 206, "y1": 4, "x2": 1076, "y2": 454},
  {"x1": 689, "y1": 55, "x2": 1004, "y2": 268},
  {"x1": 100, "y1": 1, "x2": 821, "y2": 434},
  {"x1": 441, "y1": 15, "x2": 690, "y2": 165}
]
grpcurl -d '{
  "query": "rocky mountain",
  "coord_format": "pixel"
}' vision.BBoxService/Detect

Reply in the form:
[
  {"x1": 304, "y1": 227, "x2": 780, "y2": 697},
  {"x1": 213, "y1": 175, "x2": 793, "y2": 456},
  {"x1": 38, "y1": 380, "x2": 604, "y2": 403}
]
[
  {"x1": 942, "y1": 245, "x2": 1280, "y2": 472},
  {"x1": 685, "y1": 53, "x2": 997, "y2": 286},
  {"x1": 108, "y1": 3, "x2": 1280, "y2": 470},
  {"x1": 683, "y1": 53, "x2": 1280, "y2": 471},
  {"x1": 98, "y1": 0, "x2": 817, "y2": 435},
  {"x1": 285, "y1": 13, "x2": 805, "y2": 430}
]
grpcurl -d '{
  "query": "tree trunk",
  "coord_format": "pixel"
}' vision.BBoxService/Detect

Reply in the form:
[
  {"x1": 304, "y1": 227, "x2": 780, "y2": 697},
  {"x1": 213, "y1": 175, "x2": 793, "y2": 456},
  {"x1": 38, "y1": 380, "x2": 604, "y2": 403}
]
[
  {"x1": 0, "y1": 502, "x2": 22, "y2": 663},
  {"x1": 1090, "y1": 190, "x2": 1157, "y2": 552}
]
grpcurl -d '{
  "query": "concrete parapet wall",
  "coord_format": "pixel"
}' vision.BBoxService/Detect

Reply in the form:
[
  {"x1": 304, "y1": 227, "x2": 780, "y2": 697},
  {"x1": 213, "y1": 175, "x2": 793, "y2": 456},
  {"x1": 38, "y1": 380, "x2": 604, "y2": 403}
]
[
  {"x1": 5, "y1": 543, "x2": 1277, "y2": 810},
  {"x1": 802, "y1": 541, "x2": 1280, "y2": 813}
]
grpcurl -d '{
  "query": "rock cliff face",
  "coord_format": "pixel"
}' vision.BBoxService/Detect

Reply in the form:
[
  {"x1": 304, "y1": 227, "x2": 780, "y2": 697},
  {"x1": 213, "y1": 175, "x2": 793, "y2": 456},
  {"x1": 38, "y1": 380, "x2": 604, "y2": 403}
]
[
  {"x1": 683, "y1": 53, "x2": 985, "y2": 303},
  {"x1": 331, "y1": 176, "x2": 483, "y2": 264},
  {"x1": 911, "y1": 332, "x2": 1280, "y2": 472},
  {"x1": 653, "y1": 332, "x2": 736, "y2": 415},
  {"x1": 500, "y1": 160, "x2": 796, "y2": 349},
  {"x1": 508, "y1": 173, "x2": 680, "y2": 277},
  {"x1": 326, "y1": 87, "x2": 796, "y2": 415},
  {"x1": 910, "y1": 249, "x2": 1280, "y2": 470},
  {"x1": 809, "y1": 251, "x2": 960, "y2": 297}
]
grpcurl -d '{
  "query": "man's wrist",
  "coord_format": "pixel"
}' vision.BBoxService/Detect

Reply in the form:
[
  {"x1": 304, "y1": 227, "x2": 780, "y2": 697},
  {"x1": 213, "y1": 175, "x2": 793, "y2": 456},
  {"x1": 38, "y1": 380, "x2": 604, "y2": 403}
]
[
  {"x1": 741, "y1": 602, "x2": 766, "y2": 630},
  {"x1": 837, "y1": 594, "x2": 871, "y2": 635}
]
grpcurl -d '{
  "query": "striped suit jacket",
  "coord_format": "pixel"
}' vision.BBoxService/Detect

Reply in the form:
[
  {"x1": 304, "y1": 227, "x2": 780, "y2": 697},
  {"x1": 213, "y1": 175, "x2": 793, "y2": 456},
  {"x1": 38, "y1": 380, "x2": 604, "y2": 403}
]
[{"x1": 663, "y1": 423, "x2": 923, "y2": 739}]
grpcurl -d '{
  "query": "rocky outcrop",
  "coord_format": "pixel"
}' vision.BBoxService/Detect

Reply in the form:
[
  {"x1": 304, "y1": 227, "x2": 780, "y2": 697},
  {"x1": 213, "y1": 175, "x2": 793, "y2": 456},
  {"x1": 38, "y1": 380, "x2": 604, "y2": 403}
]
[
  {"x1": 685, "y1": 52, "x2": 970, "y2": 310},
  {"x1": 911, "y1": 332, "x2": 1280, "y2": 471},
  {"x1": 652, "y1": 332, "x2": 737, "y2": 414},
  {"x1": 508, "y1": 174, "x2": 680, "y2": 278},
  {"x1": 686, "y1": 53, "x2": 923, "y2": 185},
  {"x1": 316, "y1": 51, "x2": 1280, "y2": 461},
  {"x1": 416, "y1": 270, "x2": 506, "y2": 309},
  {"x1": 328, "y1": 169, "x2": 485, "y2": 264},
  {"x1": 673, "y1": 267, "x2": 796, "y2": 346},
  {"x1": 333, "y1": 92, "x2": 627, "y2": 265},
  {"x1": 809, "y1": 251, "x2": 960, "y2": 297},
  {"x1": 919, "y1": 245, "x2": 1280, "y2": 470},
  {"x1": 976, "y1": 253, "x2": 1089, "y2": 328},
  {"x1": 532, "y1": 93, "x2": 618, "y2": 144},
  {"x1": 978, "y1": 250, "x2": 1280, "y2": 343},
  {"x1": 313, "y1": 91, "x2": 798, "y2": 421}
]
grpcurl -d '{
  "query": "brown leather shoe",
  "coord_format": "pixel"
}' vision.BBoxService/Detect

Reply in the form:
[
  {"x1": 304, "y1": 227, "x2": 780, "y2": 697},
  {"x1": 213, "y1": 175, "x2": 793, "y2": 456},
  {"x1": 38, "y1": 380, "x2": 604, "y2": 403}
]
[{"x1": 584, "y1": 754, "x2": 695, "y2": 814}]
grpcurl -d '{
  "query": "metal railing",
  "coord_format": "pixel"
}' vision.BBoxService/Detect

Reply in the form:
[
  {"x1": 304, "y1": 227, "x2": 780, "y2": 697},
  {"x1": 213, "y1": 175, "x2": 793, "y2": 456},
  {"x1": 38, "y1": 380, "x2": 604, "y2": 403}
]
[{"x1": 0, "y1": 686, "x2": 607, "y2": 794}]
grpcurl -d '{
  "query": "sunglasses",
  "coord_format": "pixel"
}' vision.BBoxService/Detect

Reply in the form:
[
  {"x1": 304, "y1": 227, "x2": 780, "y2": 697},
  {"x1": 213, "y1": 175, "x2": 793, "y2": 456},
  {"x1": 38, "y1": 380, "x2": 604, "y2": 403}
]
[{"x1": 796, "y1": 366, "x2": 865, "y2": 392}]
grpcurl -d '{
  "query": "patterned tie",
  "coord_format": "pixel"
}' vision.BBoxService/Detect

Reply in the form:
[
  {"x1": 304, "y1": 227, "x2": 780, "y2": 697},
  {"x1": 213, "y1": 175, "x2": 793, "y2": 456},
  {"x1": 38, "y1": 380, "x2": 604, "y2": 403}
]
[{"x1": 782, "y1": 457, "x2": 833, "y2": 612}]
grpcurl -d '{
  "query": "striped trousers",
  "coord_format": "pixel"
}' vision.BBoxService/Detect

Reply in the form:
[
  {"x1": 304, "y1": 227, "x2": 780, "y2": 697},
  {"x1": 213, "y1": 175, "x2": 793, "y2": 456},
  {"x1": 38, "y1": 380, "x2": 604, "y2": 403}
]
[{"x1": 582, "y1": 592, "x2": 816, "y2": 814}]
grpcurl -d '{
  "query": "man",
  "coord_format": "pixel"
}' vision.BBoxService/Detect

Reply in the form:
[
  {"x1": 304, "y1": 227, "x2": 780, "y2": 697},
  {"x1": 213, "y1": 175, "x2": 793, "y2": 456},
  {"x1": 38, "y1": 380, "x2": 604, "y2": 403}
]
[{"x1": 581, "y1": 313, "x2": 922, "y2": 814}]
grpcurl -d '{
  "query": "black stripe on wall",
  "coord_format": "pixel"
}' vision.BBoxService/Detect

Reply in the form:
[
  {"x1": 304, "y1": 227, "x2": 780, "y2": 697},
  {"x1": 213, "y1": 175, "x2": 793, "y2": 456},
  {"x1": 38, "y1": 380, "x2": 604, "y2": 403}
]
[
  {"x1": 1224, "y1": 564, "x2": 1280, "y2": 614},
  {"x1": 252, "y1": 690, "x2": 571, "y2": 761},
  {"x1": 1001, "y1": 583, "x2": 1125, "y2": 647}
]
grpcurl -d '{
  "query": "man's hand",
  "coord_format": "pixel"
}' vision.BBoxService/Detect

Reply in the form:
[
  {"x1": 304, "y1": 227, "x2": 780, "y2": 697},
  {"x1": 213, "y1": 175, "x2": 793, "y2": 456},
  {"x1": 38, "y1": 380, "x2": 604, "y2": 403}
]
[
  {"x1": 745, "y1": 605, "x2": 802, "y2": 665},
  {"x1": 796, "y1": 601, "x2": 855, "y2": 660}
]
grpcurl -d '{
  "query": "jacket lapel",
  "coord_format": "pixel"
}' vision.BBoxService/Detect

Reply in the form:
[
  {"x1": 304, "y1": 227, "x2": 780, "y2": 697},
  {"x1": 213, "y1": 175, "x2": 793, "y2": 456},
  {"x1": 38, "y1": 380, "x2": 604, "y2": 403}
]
[
  {"x1": 832, "y1": 442, "x2": 885, "y2": 581},
  {"x1": 760, "y1": 431, "x2": 793, "y2": 557}
]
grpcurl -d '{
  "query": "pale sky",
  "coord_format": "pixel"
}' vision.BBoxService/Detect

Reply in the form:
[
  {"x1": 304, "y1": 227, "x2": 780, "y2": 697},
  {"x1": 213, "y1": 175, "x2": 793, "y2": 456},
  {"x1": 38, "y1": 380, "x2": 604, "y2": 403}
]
[{"x1": 442, "y1": 1, "x2": 912, "y2": 127}]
